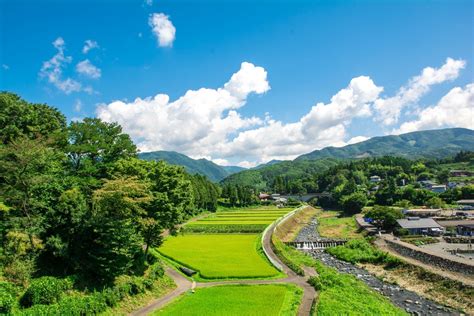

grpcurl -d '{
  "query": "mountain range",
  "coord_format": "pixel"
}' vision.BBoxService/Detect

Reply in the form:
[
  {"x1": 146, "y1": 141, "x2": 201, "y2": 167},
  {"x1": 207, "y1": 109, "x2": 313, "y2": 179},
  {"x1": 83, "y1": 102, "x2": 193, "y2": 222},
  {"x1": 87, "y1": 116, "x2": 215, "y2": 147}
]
[
  {"x1": 139, "y1": 128, "x2": 474, "y2": 183},
  {"x1": 138, "y1": 151, "x2": 245, "y2": 182}
]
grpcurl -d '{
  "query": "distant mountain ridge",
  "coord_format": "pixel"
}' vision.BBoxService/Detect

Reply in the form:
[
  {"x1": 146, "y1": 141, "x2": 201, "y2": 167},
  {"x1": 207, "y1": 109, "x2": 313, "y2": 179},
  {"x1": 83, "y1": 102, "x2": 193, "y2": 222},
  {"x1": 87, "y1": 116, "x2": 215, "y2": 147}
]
[
  {"x1": 138, "y1": 151, "x2": 245, "y2": 182},
  {"x1": 220, "y1": 128, "x2": 474, "y2": 189},
  {"x1": 296, "y1": 128, "x2": 474, "y2": 161}
]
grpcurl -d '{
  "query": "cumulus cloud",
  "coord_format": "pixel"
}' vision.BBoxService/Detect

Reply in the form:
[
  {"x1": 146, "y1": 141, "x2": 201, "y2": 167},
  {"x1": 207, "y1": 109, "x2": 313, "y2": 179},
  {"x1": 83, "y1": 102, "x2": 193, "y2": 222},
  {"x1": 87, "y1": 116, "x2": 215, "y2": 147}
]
[
  {"x1": 39, "y1": 37, "x2": 83, "y2": 94},
  {"x1": 394, "y1": 83, "x2": 474, "y2": 134},
  {"x1": 347, "y1": 136, "x2": 370, "y2": 145},
  {"x1": 82, "y1": 40, "x2": 99, "y2": 54},
  {"x1": 97, "y1": 62, "x2": 269, "y2": 157},
  {"x1": 97, "y1": 63, "x2": 384, "y2": 165},
  {"x1": 149, "y1": 13, "x2": 176, "y2": 47},
  {"x1": 76, "y1": 59, "x2": 101, "y2": 79},
  {"x1": 374, "y1": 58, "x2": 465, "y2": 125}
]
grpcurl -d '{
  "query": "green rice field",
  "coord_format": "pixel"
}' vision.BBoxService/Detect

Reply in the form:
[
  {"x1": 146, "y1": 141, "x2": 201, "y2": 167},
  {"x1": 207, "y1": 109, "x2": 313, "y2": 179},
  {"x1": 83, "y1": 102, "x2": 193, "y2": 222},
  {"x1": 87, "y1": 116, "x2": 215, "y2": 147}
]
[
  {"x1": 154, "y1": 284, "x2": 302, "y2": 316},
  {"x1": 158, "y1": 234, "x2": 280, "y2": 279}
]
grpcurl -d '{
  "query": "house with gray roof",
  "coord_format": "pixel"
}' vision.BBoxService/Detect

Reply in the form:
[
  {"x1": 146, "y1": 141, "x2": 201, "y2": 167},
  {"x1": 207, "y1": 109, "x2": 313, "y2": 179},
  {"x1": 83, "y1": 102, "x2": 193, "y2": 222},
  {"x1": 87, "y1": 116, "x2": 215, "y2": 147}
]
[{"x1": 396, "y1": 217, "x2": 444, "y2": 236}]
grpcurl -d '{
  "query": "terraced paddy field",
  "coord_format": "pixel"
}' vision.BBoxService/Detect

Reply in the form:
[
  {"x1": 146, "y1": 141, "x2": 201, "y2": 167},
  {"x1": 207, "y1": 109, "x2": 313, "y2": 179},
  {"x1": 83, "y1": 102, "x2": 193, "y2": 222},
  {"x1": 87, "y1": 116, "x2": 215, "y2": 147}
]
[
  {"x1": 158, "y1": 234, "x2": 280, "y2": 279},
  {"x1": 154, "y1": 284, "x2": 302, "y2": 316}
]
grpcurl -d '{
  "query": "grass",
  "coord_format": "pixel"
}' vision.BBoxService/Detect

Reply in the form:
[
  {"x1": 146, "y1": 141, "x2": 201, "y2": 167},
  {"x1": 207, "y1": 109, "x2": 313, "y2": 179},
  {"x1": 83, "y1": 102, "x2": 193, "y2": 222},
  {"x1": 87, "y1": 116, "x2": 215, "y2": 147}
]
[
  {"x1": 316, "y1": 210, "x2": 361, "y2": 239},
  {"x1": 154, "y1": 284, "x2": 302, "y2": 316},
  {"x1": 157, "y1": 234, "x2": 280, "y2": 279},
  {"x1": 326, "y1": 239, "x2": 401, "y2": 266}
]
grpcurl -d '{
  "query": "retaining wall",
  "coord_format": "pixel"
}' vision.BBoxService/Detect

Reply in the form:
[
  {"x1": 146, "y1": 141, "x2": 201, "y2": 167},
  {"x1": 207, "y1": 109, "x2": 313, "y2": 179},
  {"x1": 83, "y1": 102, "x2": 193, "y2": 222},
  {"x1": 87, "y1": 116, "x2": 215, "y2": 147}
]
[{"x1": 384, "y1": 238, "x2": 474, "y2": 276}]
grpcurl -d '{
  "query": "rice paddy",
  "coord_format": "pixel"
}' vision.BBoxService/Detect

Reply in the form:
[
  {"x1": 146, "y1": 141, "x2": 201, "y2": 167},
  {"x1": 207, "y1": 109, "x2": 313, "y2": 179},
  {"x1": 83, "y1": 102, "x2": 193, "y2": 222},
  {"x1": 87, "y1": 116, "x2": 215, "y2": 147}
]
[
  {"x1": 154, "y1": 284, "x2": 303, "y2": 316},
  {"x1": 158, "y1": 234, "x2": 280, "y2": 279}
]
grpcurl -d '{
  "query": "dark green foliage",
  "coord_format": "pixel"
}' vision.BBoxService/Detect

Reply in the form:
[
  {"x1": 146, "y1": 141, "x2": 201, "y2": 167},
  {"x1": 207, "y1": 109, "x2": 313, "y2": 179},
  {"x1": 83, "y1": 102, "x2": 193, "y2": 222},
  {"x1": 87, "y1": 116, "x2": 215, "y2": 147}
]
[
  {"x1": 0, "y1": 92, "x2": 67, "y2": 145},
  {"x1": 139, "y1": 150, "x2": 243, "y2": 182},
  {"x1": 364, "y1": 206, "x2": 404, "y2": 231},
  {"x1": 20, "y1": 276, "x2": 72, "y2": 307},
  {"x1": 340, "y1": 192, "x2": 367, "y2": 214},
  {"x1": 0, "y1": 281, "x2": 17, "y2": 314}
]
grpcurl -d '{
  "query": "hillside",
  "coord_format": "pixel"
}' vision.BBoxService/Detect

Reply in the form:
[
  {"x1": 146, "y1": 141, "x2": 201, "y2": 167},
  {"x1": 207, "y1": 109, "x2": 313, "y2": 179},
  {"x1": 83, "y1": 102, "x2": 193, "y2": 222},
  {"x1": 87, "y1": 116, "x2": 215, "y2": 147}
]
[
  {"x1": 221, "y1": 128, "x2": 474, "y2": 190},
  {"x1": 296, "y1": 128, "x2": 474, "y2": 161},
  {"x1": 138, "y1": 151, "x2": 244, "y2": 182}
]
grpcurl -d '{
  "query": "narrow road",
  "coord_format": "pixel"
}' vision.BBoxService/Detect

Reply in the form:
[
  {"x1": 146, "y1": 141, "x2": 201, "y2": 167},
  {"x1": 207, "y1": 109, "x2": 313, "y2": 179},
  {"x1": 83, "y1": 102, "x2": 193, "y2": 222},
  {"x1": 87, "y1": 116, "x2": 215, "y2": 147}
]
[{"x1": 131, "y1": 208, "x2": 316, "y2": 316}]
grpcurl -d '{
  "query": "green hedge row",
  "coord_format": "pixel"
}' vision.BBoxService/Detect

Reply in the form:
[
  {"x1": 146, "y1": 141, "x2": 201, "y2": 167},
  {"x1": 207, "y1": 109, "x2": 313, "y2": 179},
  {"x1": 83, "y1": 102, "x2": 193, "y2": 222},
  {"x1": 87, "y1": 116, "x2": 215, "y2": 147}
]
[{"x1": 180, "y1": 224, "x2": 268, "y2": 233}]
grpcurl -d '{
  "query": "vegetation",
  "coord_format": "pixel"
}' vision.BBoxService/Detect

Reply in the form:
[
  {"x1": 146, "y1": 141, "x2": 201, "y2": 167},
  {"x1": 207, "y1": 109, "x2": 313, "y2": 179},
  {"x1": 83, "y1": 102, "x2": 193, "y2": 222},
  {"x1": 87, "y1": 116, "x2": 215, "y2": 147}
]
[
  {"x1": 326, "y1": 239, "x2": 401, "y2": 266},
  {"x1": 155, "y1": 284, "x2": 302, "y2": 316},
  {"x1": 158, "y1": 234, "x2": 280, "y2": 279},
  {"x1": 364, "y1": 206, "x2": 404, "y2": 231},
  {"x1": 0, "y1": 92, "x2": 219, "y2": 313},
  {"x1": 315, "y1": 210, "x2": 361, "y2": 239}
]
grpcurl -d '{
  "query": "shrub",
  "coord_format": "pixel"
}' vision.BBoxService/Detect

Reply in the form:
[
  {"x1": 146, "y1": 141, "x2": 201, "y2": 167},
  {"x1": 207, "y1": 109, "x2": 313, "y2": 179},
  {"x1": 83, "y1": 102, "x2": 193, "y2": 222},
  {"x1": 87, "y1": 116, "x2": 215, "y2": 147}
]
[
  {"x1": 102, "y1": 287, "x2": 121, "y2": 307},
  {"x1": 0, "y1": 281, "x2": 17, "y2": 314},
  {"x1": 308, "y1": 276, "x2": 322, "y2": 291},
  {"x1": 148, "y1": 262, "x2": 164, "y2": 280},
  {"x1": 326, "y1": 239, "x2": 397, "y2": 266},
  {"x1": 20, "y1": 276, "x2": 73, "y2": 307}
]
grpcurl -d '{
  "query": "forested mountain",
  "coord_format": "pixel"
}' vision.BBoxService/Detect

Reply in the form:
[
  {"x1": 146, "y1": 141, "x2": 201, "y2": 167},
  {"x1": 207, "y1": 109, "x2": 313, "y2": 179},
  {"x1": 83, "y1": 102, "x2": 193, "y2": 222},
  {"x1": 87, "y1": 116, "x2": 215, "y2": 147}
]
[
  {"x1": 221, "y1": 128, "x2": 474, "y2": 191},
  {"x1": 296, "y1": 128, "x2": 474, "y2": 161},
  {"x1": 139, "y1": 151, "x2": 245, "y2": 182}
]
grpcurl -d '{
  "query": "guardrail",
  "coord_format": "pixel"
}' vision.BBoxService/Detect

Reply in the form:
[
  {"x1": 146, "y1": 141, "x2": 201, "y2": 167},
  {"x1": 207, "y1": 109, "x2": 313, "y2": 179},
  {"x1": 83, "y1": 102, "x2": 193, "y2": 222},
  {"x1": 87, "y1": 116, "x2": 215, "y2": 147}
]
[{"x1": 261, "y1": 205, "x2": 307, "y2": 271}]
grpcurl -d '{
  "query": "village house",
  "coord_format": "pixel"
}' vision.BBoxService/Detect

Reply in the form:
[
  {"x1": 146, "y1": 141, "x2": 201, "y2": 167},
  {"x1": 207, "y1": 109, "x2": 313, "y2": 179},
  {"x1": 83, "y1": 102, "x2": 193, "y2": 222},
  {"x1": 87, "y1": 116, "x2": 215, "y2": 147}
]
[
  {"x1": 457, "y1": 224, "x2": 474, "y2": 236},
  {"x1": 402, "y1": 208, "x2": 442, "y2": 218},
  {"x1": 396, "y1": 217, "x2": 444, "y2": 236},
  {"x1": 450, "y1": 170, "x2": 473, "y2": 177},
  {"x1": 369, "y1": 175, "x2": 381, "y2": 183},
  {"x1": 430, "y1": 184, "x2": 447, "y2": 193}
]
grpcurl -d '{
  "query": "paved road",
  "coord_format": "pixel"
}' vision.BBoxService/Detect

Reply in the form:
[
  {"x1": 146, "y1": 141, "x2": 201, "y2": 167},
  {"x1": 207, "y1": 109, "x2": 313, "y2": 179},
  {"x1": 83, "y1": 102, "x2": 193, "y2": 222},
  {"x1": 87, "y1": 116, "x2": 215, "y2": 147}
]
[{"x1": 131, "y1": 207, "x2": 316, "y2": 316}]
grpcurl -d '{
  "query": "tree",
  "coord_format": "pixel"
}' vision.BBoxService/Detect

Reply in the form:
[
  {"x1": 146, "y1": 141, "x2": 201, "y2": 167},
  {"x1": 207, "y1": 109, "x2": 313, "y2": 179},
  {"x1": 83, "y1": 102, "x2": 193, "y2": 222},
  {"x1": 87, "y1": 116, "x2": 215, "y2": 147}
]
[
  {"x1": 0, "y1": 92, "x2": 67, "y2": 145},
  {"x1": 0, "y1": 138, "x2": 63, "y2": 252},
  {"x1": 365, "y1": 206, "x2": 403, "y2": 231},
  {"x1": 341, "y1": 192, "x2": 367, "y2": 214},
  {"x1": 67, "y1": 118, "x2": 137, "y2": 176},
  {"x1": 85, "y1": 178, "x2": 151, "y2": 283},
  {"x1": 426, "y1": 196, "x2": 446, "y2": 209}
]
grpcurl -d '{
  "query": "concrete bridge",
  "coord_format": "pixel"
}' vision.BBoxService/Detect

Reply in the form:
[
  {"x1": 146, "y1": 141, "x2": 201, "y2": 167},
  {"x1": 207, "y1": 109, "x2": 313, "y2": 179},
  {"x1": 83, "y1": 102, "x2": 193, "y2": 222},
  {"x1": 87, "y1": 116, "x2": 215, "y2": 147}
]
[
  {"x1": 286, "y1": 239, "x2": 347, "y2": 250},
  {"x1": 280, "y1": 192, "x2": 331, "y2": 202}
]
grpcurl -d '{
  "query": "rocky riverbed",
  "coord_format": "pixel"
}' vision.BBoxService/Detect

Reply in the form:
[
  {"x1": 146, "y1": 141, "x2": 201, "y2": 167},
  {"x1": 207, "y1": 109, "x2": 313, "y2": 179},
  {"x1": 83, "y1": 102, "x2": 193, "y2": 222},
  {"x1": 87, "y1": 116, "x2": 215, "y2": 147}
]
[{"x1": 295, "y1": 217, "x2": 460, "y2": 316}]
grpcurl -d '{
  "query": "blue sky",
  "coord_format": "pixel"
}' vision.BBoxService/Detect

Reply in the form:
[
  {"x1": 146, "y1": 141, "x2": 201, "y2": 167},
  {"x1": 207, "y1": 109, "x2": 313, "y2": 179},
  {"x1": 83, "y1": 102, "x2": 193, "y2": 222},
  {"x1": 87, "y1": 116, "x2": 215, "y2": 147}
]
[{"x1": 1, "y1": 0, "x2": 473, "y2": 167}]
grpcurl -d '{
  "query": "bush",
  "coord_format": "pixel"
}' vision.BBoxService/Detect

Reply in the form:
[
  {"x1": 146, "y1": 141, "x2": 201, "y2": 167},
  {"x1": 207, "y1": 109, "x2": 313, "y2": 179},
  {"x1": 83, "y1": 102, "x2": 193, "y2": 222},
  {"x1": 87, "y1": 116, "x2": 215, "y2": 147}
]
[
  {"x1": 148, "y1": 262, "x2": 164, "y2": 280},
  {"x1": 0, "y1": 281, "x2": 17, "y2": 314},
  {"x1": 326, "y1": 239, "x2": 398, "y2": 266},
  {"x1": 308, "y1": 276, "x2": 322, "y2": 290},
  {"x1": 20, "y1": 292, "x2": 108, "y2": 315},
  {"x1": 20, "y1": 276, "x2": 73, "y2": 307}
]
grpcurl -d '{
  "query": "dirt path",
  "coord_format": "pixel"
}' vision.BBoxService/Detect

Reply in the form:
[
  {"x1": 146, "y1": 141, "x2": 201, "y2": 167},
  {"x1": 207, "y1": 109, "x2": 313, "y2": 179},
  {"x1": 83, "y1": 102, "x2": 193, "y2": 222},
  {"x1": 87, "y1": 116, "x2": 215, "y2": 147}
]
[{"x1": 131, "y1": 208, "x2": 316, "y2": 316}]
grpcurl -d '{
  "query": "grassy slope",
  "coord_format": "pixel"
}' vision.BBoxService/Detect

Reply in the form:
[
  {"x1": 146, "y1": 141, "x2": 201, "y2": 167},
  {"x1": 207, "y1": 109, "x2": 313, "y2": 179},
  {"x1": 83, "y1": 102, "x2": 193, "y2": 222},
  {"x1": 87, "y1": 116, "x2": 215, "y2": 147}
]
[
  {"x1": 154, "y1": 284, "x2": 302, "y2": 316},
  {"x1": 158, "y1": 234, "x2": 279, "y2": 279},
  {"x1": 316, "y1": 210, "x2": 362, "y2": 239}
]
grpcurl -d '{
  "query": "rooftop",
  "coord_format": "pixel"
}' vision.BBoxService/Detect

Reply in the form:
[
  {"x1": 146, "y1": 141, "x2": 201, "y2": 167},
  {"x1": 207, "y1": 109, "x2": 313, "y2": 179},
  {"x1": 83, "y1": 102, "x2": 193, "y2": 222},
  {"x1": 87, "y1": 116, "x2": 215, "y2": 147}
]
[{"x1": 396, "y1": 218, "x2": 443, "y2": 229}]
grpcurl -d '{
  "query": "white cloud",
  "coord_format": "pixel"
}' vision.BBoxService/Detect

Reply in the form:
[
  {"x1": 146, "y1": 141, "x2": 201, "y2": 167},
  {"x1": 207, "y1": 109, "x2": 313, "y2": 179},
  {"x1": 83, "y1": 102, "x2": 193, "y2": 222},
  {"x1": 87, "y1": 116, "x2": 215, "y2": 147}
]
[
  {"x1": 374, "y1": 58, "x2": 465, "y2": 125},
  {"x1": 149, "y1": 13, "x2": 176, "y2": 47},
  {"x1": 97, "y1": 62, "x2": 269, "y2": 159},
  {"x1": 39, "y1": 37, "x2": 82, "y2": 94},
  {"x1": 2, "y1": 64, "x2": 9, "y2": 70},
  {"x1": 394, "y1": 83, "x2": 474, "y2": 134},
  {"x1": 97, "y1": 64, "x2": 382, "y2": 165},
  {"x1": 144, "y1": 0, "x2": 152, "y2": 6},
  {"x1": 347, "y1": 136, "x2": 370, "y2": 145},
  {"x1": 76, "y1": 59, "x2": 101, "y2": 79},
  {"x1": 74, "y1": 99, "x2": 82, "y2": 112},
  {"x1": 82, "y1": 40, "x2": 99, "y2": 54}
]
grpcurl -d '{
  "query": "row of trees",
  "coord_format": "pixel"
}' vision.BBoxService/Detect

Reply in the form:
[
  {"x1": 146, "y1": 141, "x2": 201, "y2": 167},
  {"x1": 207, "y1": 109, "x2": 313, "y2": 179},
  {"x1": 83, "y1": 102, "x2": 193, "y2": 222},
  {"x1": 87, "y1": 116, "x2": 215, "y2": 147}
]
[
  {"x1": 221, "y1": 184, "x2": 257, "y2": 206},
  {"x1": 0, "y1": 92, "x2": 219, "y2": 286}
]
